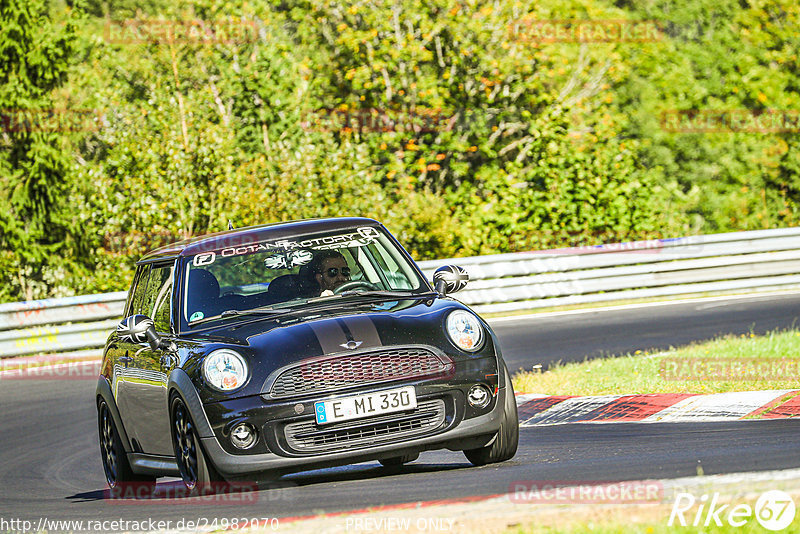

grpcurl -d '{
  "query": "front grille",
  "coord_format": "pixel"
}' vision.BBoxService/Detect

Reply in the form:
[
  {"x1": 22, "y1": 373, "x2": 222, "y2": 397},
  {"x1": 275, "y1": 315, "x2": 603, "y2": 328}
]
[
  {"x1": 283, "y1": 399, "x2": 446, "y2": 453},
  {"x1": 269, "y1": 347, "x2": 451, "y2": 398}
]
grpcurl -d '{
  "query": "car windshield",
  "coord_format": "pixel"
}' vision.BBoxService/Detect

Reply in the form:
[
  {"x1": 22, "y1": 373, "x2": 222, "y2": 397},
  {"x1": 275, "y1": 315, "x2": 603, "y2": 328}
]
[{"x1": 182, "y1": 226, "x2": 427, "y2": 325}]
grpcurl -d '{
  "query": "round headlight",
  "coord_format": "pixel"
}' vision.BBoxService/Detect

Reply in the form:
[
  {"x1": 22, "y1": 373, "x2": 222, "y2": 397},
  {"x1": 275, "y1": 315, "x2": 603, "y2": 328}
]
[
  {"x1": 203, "y1": 349, "x2": 248, "y2": 392},
  {"x1": 446, "y1": 310, "x2": 484, "y2": 352}
]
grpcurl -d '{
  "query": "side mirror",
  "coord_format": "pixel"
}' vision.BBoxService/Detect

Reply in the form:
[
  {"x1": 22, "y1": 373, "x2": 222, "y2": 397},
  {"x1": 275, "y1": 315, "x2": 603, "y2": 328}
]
[
  {"x1": 433, "y1": 265, "x2": 469, "y2": 296},
  {"x1": 117, "y1": 315, "x2": 163, "y2": 351}
]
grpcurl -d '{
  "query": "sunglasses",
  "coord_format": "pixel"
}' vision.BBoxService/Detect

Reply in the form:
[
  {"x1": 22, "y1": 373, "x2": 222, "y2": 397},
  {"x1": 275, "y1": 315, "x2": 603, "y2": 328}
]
[{"x1": 324, "y1": 267, "x2": 351, "y2": 278}]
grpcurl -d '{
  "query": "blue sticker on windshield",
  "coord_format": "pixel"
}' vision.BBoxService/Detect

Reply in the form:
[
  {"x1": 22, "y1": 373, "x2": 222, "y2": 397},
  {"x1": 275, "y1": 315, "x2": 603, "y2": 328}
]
[{"x1": 190, "y1": 311, "x2": 204, "y2": 321}]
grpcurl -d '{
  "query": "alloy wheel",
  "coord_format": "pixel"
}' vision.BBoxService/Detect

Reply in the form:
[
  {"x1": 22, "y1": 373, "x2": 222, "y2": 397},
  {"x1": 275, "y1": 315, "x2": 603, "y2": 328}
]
[
  {"x1": 99, "y1": 403, "x2": 118, "y2": 486},
  {"x1": 173, "y1": 400, "x2": 199, "y2": 489}
]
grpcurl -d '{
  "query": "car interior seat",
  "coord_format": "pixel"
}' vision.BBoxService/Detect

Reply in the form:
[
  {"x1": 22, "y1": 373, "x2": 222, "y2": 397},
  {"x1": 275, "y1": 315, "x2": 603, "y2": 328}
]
[
  {"x1": 187, "y1": 269, "x2": 221, "y2": 320},
  {"x1": 269, "y1": 268, "x2": 320, "y2": 303}
]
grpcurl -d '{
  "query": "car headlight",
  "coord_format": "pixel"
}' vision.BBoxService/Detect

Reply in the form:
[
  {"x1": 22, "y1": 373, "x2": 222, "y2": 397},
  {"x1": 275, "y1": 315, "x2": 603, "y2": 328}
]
[
  {"x1": 446, "y1": 310, "x2": 484, "y2": 352},
  {"x1": 203, "y1": 349, "x2": 248, "y2": 391}
]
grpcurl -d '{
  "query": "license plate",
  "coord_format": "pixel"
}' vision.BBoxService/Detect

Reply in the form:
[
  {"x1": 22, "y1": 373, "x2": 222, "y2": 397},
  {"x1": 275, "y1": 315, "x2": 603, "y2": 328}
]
[{"x1": 314, "y1": 386, "x2": 417, "y2": 425}]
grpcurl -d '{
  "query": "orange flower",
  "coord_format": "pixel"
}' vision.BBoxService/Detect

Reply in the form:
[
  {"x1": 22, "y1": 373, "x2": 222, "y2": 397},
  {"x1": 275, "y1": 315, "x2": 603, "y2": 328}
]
[
  {"x1": 435, "y1": 153, "x2": 446, "y2": 160},
  {"x1": 426, "y1": 163, "x2": 441, "y2": 171}
]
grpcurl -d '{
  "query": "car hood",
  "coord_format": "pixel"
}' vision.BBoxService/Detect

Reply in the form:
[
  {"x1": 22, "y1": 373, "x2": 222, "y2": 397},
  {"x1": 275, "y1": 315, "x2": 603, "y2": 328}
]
[{"x1": 182, "y1": 296, "x2": 496, "y2": 401}]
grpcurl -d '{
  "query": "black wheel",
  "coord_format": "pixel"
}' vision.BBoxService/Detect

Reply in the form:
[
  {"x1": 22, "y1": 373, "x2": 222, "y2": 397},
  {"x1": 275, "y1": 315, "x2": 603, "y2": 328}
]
[
  {"x1": 98, "y1": 399, "x2": 156, "y2": 492},
  {"x1": 379, "y1": 452, "x2": 419, "y2": 467},
  {"x1": 171, "y1": 395, "x2": 222, "y2": 494},
  {"x1": 464, "y1": 364, "x2": 519, "y2": 466}
]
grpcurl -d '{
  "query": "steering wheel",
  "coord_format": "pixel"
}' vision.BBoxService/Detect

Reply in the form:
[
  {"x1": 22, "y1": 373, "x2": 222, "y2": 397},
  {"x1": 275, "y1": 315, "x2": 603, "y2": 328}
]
[{"x1": 334, "y1": 280, "x2": 380, "y2": 294}]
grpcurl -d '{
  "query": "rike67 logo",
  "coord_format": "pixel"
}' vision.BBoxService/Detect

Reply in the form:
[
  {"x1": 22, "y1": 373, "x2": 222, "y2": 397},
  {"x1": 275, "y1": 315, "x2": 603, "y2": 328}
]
[{"x1": 669, "y1": 490, "x2": 796, "y2": 531}]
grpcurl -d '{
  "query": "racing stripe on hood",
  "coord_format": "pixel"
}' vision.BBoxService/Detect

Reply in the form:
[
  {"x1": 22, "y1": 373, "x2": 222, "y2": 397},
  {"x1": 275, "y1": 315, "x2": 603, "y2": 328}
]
[
  {"x1": 341, "y1": 315, "x2": 383, "y2": 350},
  {"x1": 309, "y1": 321, "x2": 349, "y2": 354}
]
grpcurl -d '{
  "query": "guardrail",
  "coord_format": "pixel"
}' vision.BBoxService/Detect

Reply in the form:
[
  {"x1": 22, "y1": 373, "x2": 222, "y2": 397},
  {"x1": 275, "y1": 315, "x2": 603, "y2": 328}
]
[
  {"x1": 419, "y1": 227, "x2": 800, "y2": 314},
  {"x1": 2, "y1": 227, "x2": 800, "y2": 357}
]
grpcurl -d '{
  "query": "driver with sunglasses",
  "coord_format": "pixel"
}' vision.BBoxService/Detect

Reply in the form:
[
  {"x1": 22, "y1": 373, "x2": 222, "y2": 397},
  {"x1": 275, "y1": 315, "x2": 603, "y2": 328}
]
[{"x1": 310, "y1": 250, "x2": 352, "y2": 295}]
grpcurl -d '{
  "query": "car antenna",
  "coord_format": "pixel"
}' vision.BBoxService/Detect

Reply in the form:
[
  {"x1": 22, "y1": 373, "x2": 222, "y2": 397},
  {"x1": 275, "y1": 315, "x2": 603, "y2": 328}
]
[{"x1": 228, "y1": 220, "x2": 235, "y2": 230}]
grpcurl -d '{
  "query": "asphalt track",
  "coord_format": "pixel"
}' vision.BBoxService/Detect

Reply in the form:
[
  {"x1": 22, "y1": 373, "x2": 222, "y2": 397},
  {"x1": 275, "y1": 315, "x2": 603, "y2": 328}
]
[
  {"x1": 2, "y1": 292, "x2": 800, "y2": 529},
  {"x1": 494, "y1": 291, "x2": 800, "y2": 372}
]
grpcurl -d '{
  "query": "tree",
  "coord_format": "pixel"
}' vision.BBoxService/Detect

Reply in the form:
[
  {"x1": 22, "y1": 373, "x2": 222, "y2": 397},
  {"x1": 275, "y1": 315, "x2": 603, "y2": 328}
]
[{"x1": 0, "y1": 0, "x2": 84, "y2": 301}]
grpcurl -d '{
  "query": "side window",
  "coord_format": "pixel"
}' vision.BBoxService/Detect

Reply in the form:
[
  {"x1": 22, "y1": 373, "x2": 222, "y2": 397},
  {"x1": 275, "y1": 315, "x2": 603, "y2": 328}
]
[
  {"x1": 339, "y1": 249, "x2": 363, "y2": 281},
  {"x1": 143, "y1": 264, "x2": 174, "y2": 333},
  {"x1": 128, "y1": 266, "x2": 151, "y2": 316}
]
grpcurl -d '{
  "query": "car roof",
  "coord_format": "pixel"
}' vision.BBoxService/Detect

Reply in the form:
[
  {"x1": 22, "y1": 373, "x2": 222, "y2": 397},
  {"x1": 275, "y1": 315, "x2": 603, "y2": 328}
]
[{"x1": 137, "y1": 217, "x2": 383, "y2": 264}]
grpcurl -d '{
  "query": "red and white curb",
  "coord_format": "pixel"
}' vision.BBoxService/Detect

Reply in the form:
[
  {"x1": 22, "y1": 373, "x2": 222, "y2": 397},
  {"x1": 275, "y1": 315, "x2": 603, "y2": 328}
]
[{"x1": 515, "y1": 390, "x2": 800, "y2": 426}]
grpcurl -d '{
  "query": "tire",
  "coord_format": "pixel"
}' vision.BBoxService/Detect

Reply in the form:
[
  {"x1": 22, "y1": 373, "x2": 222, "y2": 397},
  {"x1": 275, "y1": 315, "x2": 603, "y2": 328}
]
[
  {"x1": 98, "y1": 399, "x2": 156, "y2": 494},
  {"x1": 171, "y1": 395, "x2": 222, "y2": 494},
  {"x1": 379, "y1": 452, "x2": 419, "y2": 467},
  {"x1": 464, "y1": 363, "x2": 519, "y2": 466}
]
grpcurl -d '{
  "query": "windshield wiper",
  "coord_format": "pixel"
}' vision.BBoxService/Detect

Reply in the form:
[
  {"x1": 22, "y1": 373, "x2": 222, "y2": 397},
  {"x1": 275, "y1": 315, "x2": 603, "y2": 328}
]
[
  {"x1": 219, "y1": 306, "x2": 299, "y2": 319},
  {"x1": 188, "y1": 306, "x2": 298, "y2": 326}
]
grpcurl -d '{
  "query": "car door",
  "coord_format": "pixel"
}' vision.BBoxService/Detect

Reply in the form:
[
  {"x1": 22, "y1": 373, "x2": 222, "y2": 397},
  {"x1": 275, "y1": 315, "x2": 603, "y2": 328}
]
[
  {"x1": 112, "y1": 264, "x2": 151, "y2": 451},
  {"x1": 125, "y1": 261, "x2": 177, "y2": 456}
]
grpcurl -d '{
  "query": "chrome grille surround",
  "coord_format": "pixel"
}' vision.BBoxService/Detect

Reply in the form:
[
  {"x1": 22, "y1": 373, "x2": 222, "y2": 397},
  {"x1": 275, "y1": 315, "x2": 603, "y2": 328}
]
[
  {"x1": 283, "y1": 398, "x2": 446, "y2": 453},
  {"x1": 266, "y1": 346, "x2": 452, "y2": 399}
]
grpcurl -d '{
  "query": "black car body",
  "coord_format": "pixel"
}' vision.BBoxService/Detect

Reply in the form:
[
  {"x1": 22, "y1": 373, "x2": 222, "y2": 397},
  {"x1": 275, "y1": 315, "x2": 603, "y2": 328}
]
[{"x1": 97, "y1": 217, "x2": 518, "y2": 492}]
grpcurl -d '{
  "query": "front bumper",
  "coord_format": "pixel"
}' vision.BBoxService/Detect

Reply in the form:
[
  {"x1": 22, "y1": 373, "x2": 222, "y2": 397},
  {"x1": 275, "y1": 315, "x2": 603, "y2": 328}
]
[
  {"x1": 200, "y1": 386, "x2": 507, "y2": 477},
  {"x1": 171, "y1": 352, "x2": 504, "y2": 478}
]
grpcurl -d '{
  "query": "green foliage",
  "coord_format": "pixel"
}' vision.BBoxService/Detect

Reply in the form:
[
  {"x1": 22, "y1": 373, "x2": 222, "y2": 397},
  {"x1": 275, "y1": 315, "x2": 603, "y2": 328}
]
[
  {"x1": 271, "y1": 0, "x2": 683, "y2": 254},
  {"x1": 1, "y1": 0, "x2": 799, "y2": 302},
  {"x1": 0, "y1": 0, "x2": 89, "y2": 301},
  {"x1": 611, "y1": 0, "x2": 800, "y2": 231}
]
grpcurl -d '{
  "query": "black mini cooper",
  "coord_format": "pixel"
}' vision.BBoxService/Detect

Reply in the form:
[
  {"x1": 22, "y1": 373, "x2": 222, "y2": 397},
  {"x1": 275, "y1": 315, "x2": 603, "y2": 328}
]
[{"x1": 97, "y1": 217, "x2": 518, "y2": 492}]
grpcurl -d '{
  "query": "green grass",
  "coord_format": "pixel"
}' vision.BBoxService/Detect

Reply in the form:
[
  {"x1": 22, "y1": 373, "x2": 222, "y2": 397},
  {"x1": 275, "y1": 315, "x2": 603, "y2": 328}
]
[{"x1": 512, "y1": 330, "x2": 800, "y2": 396}]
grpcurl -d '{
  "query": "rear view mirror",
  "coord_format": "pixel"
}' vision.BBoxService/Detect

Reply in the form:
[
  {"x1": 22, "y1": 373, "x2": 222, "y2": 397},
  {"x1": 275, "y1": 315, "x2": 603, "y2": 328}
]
[{"x1": 433, "y1": 265, "x2": 469, "y2": 296}]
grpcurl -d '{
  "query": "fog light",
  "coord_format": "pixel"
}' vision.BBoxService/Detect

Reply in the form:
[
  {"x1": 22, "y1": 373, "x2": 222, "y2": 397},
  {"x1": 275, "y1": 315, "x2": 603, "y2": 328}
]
[
  {"x1": 468, "y1": 384, "x2": 491, "y2": 408},
  {"x1": 230, "y1": 423, "x2": 256, "y2": 449}
]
